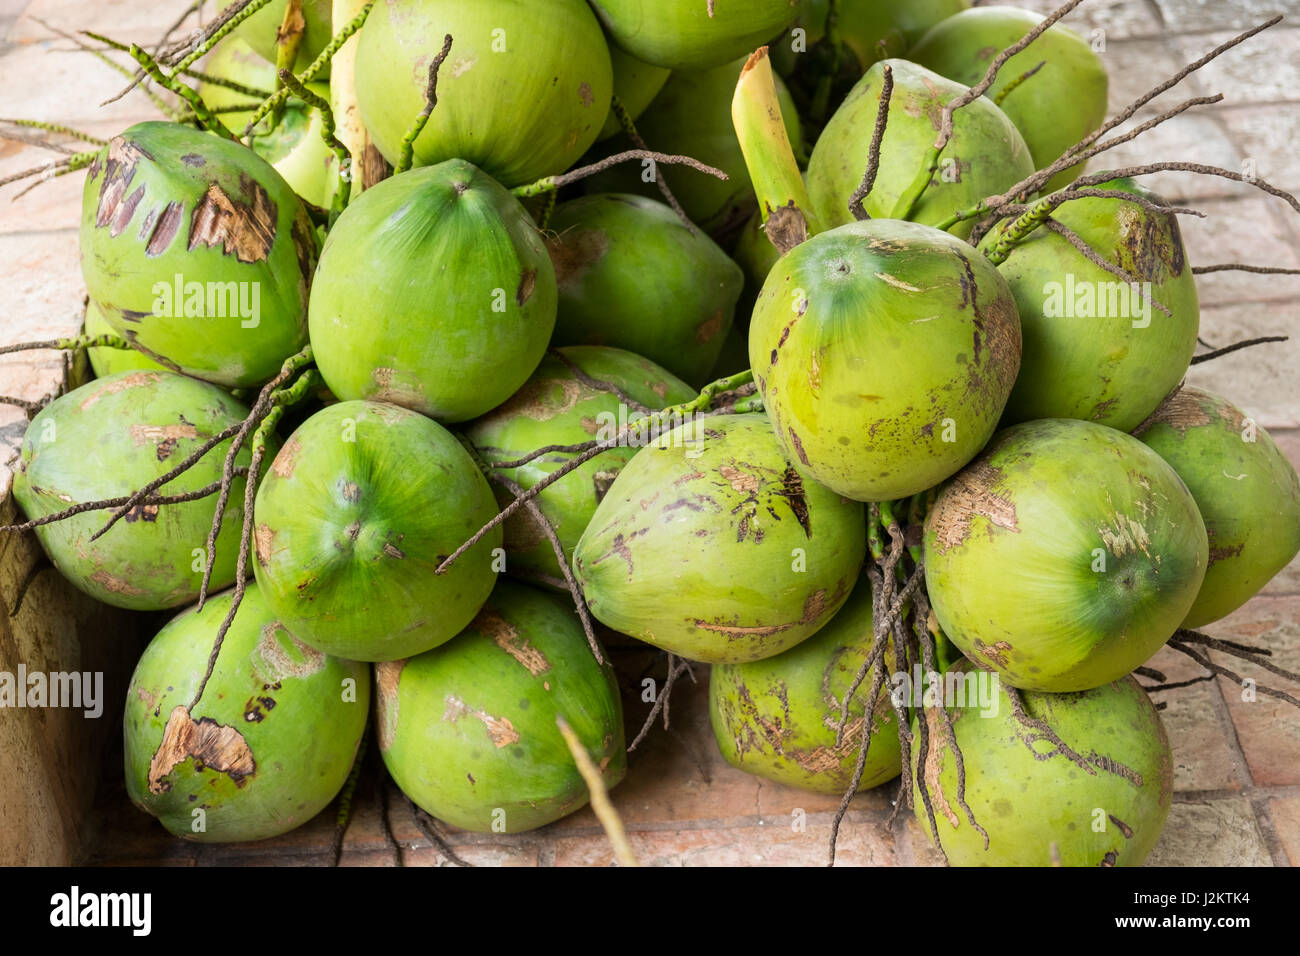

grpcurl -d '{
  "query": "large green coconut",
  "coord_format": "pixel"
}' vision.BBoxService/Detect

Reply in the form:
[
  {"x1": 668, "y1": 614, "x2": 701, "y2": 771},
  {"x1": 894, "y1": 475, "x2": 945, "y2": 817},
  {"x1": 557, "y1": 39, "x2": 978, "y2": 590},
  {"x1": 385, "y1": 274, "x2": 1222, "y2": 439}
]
[
  {"x1": 376, "y1": 580, "x2": 625, "y2": 833},
  {"x1": 750, "y1": 218, "x2": 1021, "y2": 503},
  {"x1": 910, "y1": 5, "x2": 1108, "y2": 193},
  {"x1": 589, "y1": 0, "x2": 805, "y2": 71},
  {"x1": 588, "y1": 56, "x2": 803, "y2": 237},
  {"x1": 308, "y1": 160, "x2": 556, "y2": 423},
  {"x1": 232, "y1": 0, "x2": 333, "y2": 75},
  {"x1": 253, "y1": 400, "x2": 502, "y2": 662},
  {"x1": 1135, "y1": 387, "x2": 1300, "y2": 627},
  {"x1": 924, "y1": 418, "x2": 1208, "y2": 692},
  {"x1": 573, "y1": 412, "x2": 865, "y2": 664},
  {"x1": 198, "y1": 38, "x2": 339, "y2": 210},
  {"x1": 979, "y1": 178, "x2": 1199, "y2": 433},
  {"x1": 464, "y1": 346, "x2": 695, "y2": 581},
  {"x1": 710, "y1": 578, "x2": 901, "y2": 793},
  {"x1": 914, "y1": 673, "x2": 1173, "y2": 866},
  {"x1": 79, "y1": 121, "x2": 316, "y2": 388},
  {"x1": 598, "y1": 44, "x2": 672, "y2": 140},
  {"x1": 84, "y1": 299, "x2": 168, "y2": 378},
  {"x1": 124, "y1": 583, "x2": 369, "y2": 842},
  {"x1": 806, "y1": 59, "x2": 1034, "y2": 238},
  {"x1": 12, "y1": 371, "x2": 254, "y2": 611},
  {"x1": 355, "y1": 0, "x2": 612, "y2": 186},
  {"x1": 546, "y1": 193, "x2": 744, "y2": 386}
]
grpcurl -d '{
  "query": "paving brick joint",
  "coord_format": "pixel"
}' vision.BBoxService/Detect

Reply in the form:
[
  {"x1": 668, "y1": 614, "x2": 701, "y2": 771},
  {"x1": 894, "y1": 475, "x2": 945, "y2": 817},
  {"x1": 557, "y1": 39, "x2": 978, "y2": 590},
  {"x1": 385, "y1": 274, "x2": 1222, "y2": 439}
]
[{"x1": 1, "y1": 0, "x2": 1298, "y2": 866}]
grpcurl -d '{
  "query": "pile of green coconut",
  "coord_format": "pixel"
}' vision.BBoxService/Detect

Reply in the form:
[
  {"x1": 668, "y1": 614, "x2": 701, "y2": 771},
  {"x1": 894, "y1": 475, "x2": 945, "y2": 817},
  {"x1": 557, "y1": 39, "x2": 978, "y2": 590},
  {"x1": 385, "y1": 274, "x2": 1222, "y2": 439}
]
[{"x1": 4, "y1": 0, "x2": 1299, "y2": 867}]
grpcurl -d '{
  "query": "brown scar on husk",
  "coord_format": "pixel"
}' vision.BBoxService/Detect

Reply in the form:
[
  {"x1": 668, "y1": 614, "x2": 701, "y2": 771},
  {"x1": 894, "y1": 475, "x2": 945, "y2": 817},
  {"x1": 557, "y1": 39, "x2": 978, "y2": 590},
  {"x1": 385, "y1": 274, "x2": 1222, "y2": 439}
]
[
  {"x1": 695, "y1": 589, "x2": 828, "y2": 638},
  {"x1": 1108, "y1": 814, "x2": 1134, "y2": 839},
  {"x1": 718, "y1": 464, "x2": 760, "y2": 493},
  {"x1": 94, "y1": 136, "x2": 151, "y2": 230},
  {"x1": 695, "y1": 309, "x2": 724, "y2": 344},
  {"x1": 787, "y1": 427, "x2": 810, "y2": 466},
  {"x1": 1133, "y1": 388, "x2": 1213, "y2": 437},
  {"x1": 79, "y1": 371, "x2": 162, "y2": 410},
  {"x1": 123, "y1": 503, "x2": 159, "y2": 523},
  {"x1": 128, "y1": 423, "x2": 198, "y2": 454},
  {"x1": 254, "y1": 522, "x2": 275, "y2": 566},
  {"x1": 145, "y1": 201, "x2": 184, "y2": 257},
  {"x1": 374, "y1": 659, "x2": 407, "y2": 751},
  {"x1": 442, "y1": 694, "x2": 520, "y2": 748},
  {"x1": 188, "y1": 179, "x2": 278, "y2": 264},
  {"x1": 254, "y1": 621, "x2": 326, "y2": 682},
  {"x1": 778, "y1": 465, "x2": 812, "y2": 537},
  {"x1": 89, "y1": 569, "x2": 145, "y2": 596},
  {"x1": 1208, "y1": 542, "x2": 1244, "y2": 565},
  {"x1": 476, "y1": 606, "x2": 551, "y2": 676},
  {"x1": 546, "y1": 229, "x2": 608, "y2": 287},
  {"x1": 928, "y1": 460, "x2": 1019, "y2": 553},
  {"x1": 148, "y1": 705, "x2": 255, "y2": 793},
  {"x1": 516, "y1": 268, "x2": 537, "y2": 306},
  {"x1": 922, "y1": 706, "x2": 960, "y2": 828},
  {"x1": 271, "y1": 436, "x2": 301, "y2": 478},
  {"x1": 972, "y1": 638, "x2": 1012, "y2": 669},
  {"x1": 1099, "y1": 513, "x2": 1153, "y2": 561},
  {"x1": 763, "y1": 200, "x2": 810, "y2": 255}
]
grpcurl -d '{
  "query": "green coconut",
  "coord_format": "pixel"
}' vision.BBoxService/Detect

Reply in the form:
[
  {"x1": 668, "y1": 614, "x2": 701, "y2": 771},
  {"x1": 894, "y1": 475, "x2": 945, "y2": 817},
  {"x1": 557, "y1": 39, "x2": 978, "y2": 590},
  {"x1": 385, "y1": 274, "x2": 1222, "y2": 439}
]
[
  {"x1": 232, "y1": 0, "x2": 333, "y2": 74},
  {"x1": 308, "y1": 159, "x2": 556, "y2": 423},
  {"x1": 11, "y1": 371, "x2": 255, "y2": 611},
  {"x1": 84, "y1": 299, "x2": 168, "y2": 378},
  {"x1": 910, "y1": 5, "x2": 1108, "y2": 193},
  {"x1": 806, "y1": 59, "x2": 1034, "y2": 239},
  {"x1": 587, "y1": 56, "x2": 803, "y2": 236},
  {"x1": 772, "y1": 0, "x2": 971, "y2": 73},
  {"x1": 573, "y1": 412, "x2": 865, "y2": 663},
  {"x1": 252, "y1": 400, "x2": 502, "y2": 662},
  {"x1": 355, "y1": 0, "x2": 612, "y2": 186},
  {"x1": 546, "y1": 193, "x2": 744, "y2": 386},
  {"x1": 463, "y1": 346, "x2": 695, "y2": 581},
  {"x1": 710, "y1": 578, "x2": 901, "y2": 793},
  {"x1": 124, "y1": 583, "x2": 369, "y2": 842},
  {"x1": 914, "y1": 673, "x2": 1173, "y2": 866},
  {"x1": 198, "y1": 38, "x2": 339, "y2": 210},
  {"x1": 924, "y1": 418, "x2": 1208, "y2": 692},
  {"x1": 979, "y1": 178, "x2": 1200, "y2": 433},
  {"x1": 750, "y1": 218, "x2": 1021, "y2": 503},
  {"x1": 376, "y1": 580, "x2": 625, "y2": 833},
  {"x1": 599, "y1": 44, "x2": 672, "y2": 140},
  {"x1": 590, "y1": 0, "x2": 805, "y2": 71},
  {"x1": 1135, "y1": 387, "x2": 1300, "y2": 627},
  {"x1": 79, "y1": 121, "x2": 316, "y2": 388}
]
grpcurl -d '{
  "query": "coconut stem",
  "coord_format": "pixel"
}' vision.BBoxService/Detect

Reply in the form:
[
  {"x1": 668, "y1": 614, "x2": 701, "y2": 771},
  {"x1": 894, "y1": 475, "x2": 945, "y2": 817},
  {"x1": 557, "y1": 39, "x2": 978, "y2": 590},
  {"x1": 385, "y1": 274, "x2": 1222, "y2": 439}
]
[
  {"x1": 277, "y1": 68, "x2": 352, "y2": 219},
  {"x1": 36, "y1": 18, "x2": 182, "y2": 120},
  {"x1": 731, "y1": 46, "x2": 821, "y2": 254},
  {"x1": 0, "y1": 333, "x2": 129, "y2": 356},
  {"x1": 0, "y1": 118, "x2": 107, "y2": 147},
  {"x1": 994, "y1": 60, "x2": 1046, "y2": 107},
  {"x1": 1191, "y1": 336, "x2": 1289, "y2": 365},
  {"x1": 557, "y1": 715, "x2": 640, "y2": 867},
  {"x1": 240, "y1": 1, "x2": 373, "y2": 139},
  {"x1": 330, "y1": 717, "x2": 369, "y2": 867},
  {"x1": 848, "y1": 63, "x2": 892, "y2": 222},
  {"x1": 510, "y1": 150, "x2": 727, "y2": 199},
  {"x1": 609, "y1": 95, "x2": 694, "y2": 228},
  {"x1": 273, "y1": 0, "x2": 307, "y2": 116},
  {"x1": 127, "y1": 43, "x2": 237, "y2": 140},
  {"x1": 627, "y1": 653, "x2": 690, "y2": 752},
  {"x1": 394, "y1": 34, "x2": 453, "y2": 175}
]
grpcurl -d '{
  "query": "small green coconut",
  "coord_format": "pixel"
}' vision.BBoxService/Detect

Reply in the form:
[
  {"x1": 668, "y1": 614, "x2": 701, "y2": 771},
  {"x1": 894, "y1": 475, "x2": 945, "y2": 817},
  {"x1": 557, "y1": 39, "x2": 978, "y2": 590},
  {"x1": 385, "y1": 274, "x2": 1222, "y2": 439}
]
[
  {"x1": 12, "y1": 371, "x2": 255, "y2": 610},
  {"x1": 574, "y1": 412, "x2": 865, "y2": 664},
  {"x1": 463, "y1": 346, "x2": 695, "y2": 581},
  {"x1": 124, "y1": 582, "x2": 369, "y2": 842},
  {"x1": 924, "y1": 418, "x2": 1208, "y2": 692},
  {"x1": 914, "y1": 673, "x2": 1173, "y2": 866},
  {"x1": 376, "y1": 580, "x2": 625, "y2": 833},
  {"x1": 1135, "y1": 387, "x2": 1300, "y2": 627},
  {"x1": 546, "y1": 193, "x2": 744, "y2": 386},
  {"x1": 253, "y1": 400, "x2": 501, "y2": 662},
  {"x1": 710, "y1": 578, "x2": 902, "y2": 793}
]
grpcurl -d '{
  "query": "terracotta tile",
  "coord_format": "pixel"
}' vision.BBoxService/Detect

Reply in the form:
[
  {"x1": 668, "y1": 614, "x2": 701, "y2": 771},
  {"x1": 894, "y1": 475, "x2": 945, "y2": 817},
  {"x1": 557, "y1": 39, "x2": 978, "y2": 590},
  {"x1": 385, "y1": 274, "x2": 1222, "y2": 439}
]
[
  {"x1": 552, "y1": 819, "x2": 898, "y2": 867},
  {"x1": 1202, "y1": 596, "x2": 1300, "y2": 786},
  {"x1": 1267, "y1": 796, "x2": 1300, "y2": 866},
  {"x1": 1146, "y1": 797, "x2": 1273, "y2": 866},
  {"x1": 1142, "y1": 645, "x2": 1243, "y2": 792},
  {"x1": 1187, "y1": 301, "x2": 1300, "y2": 431}
]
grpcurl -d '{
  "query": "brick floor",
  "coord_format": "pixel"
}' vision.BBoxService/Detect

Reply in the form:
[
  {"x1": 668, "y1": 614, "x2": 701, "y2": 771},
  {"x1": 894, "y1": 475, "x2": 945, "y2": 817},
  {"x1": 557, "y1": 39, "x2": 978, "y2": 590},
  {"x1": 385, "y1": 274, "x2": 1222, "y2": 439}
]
[{"x1": 3, "y1": 0, "x2": 1300, "y2": 866}]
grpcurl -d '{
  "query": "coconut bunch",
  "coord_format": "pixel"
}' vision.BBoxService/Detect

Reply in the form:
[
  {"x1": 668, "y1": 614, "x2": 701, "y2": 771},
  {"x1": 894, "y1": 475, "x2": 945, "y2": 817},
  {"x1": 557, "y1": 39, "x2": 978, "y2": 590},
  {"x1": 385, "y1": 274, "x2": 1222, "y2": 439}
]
[{"x1": 2, "y1": 0, "x2": 1299, "y2": 868}]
